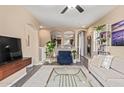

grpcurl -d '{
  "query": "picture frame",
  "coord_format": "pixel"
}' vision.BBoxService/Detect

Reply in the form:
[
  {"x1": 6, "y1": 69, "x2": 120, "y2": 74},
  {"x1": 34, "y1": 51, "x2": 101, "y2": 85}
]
[{"x1": 111, "y1": 20, "x2": 124, "y2": 46}]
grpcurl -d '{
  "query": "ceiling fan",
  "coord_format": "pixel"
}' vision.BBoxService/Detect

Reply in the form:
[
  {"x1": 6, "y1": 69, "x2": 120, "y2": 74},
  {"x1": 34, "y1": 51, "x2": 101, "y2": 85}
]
[{"x1": 60, "y1": 5, "x2": 84, "y2": 14}]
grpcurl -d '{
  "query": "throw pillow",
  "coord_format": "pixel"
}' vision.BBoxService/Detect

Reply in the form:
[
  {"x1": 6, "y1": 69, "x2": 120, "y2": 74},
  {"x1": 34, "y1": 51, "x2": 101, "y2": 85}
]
[
  {"x1": 101, "y1": 55, "x2": 114, "y2": 69},
  {"x1": 91, "y1": 55, "x2": 99, "y2": 67},
  {"x1": 91, "y1": 55, "x2": 105, "y2": 67},
  {"x1": 97, "y1": 55, "x2": 106, "y2": 67}
]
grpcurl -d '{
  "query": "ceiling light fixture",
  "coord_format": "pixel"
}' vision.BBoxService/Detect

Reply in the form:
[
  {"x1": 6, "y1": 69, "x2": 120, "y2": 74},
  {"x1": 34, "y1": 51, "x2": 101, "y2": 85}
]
[
  {"x1": 67, "y1": 5, "x2": 76, "y2": 8},
  {"x1": 60, "y1": 5, "x2": 84, "y2": 14}
]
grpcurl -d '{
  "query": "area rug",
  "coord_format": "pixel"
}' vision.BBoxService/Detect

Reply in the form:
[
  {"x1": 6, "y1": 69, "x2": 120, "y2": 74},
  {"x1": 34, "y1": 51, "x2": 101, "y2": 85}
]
[
  {"x1": 22, "y1": 66, "x2": 92, "y2": 87},
  {"x1": 46, "y1": 67, "x2": 91, "y2": 87}
]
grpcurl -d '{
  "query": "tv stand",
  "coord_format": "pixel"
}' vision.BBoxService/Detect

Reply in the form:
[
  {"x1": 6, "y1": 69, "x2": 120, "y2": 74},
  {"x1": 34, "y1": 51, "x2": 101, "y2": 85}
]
[{"x1": 0, "y1": 57, "x2": 31, "y2": 81}]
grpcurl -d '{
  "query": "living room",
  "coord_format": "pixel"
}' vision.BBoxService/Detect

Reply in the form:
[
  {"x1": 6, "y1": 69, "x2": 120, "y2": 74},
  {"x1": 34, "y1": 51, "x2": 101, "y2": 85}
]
[{"x1": 0, "y1": 2, "x2": 124, "y2": 90}]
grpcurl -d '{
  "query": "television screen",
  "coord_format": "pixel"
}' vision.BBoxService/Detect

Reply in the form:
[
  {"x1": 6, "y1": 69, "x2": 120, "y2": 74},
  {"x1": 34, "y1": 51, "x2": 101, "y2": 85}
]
[
  {"x1": 0, "y1": 36, "x2": 22, "y2": 65},
  {"x1": 112, "y1": 30, "x2": 124, "y2": 46}
]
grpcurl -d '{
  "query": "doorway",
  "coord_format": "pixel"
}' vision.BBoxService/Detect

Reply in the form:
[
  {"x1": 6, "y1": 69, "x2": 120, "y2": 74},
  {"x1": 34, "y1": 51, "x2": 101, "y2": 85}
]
[{"x1": 77, "y1": 31, "x2": 85, "y2": 60}]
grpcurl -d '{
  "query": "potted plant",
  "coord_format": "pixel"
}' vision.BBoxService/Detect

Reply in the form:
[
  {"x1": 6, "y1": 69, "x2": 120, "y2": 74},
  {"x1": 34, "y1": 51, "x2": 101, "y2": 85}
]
[
  {"x1": 72, "y1": 50, "x2": 77, "y2": 59},
  {"x1": 94, "y1": 24, "x2": 106, "y2": 32},
  {"x1": 100, "y1": 38, "x2": 106, "y2": 44},
  {"x1": 94, "y1": 24, "x2": 106, "y2": 43},
  {"x1": 46, "y1": 40, "x2": 56, "y2": 62}
]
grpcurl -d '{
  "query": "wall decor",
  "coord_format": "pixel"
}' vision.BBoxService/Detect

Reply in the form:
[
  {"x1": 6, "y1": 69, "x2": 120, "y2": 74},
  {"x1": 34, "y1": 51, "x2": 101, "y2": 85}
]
[
  {"x1": 112, "y1": 29, "x2": 124, "y2": 46},
  {"x1": 24, "y1": 23, "x2": 36, "y2": 47},
  {"x1": 112, "y1": 20, "x2": 124, "y2": 46},
  {"x1": 112, "y1": 20, "x2": 124, "y2": 31},
  {"x1": 27, "y1": 34, "x2": 30, "y2": 47},
  {"x1": 100, "y1": 31, "x2": 110, "y2": 45}
]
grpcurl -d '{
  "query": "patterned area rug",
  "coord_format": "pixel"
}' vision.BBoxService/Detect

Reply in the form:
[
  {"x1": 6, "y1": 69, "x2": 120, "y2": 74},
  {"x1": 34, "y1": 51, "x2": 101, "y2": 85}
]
[
  {"x1": 46, "y1": 67, "x2": 92, "y2": 87},
  {"x1": 22, "y1": 66, "x2": 92, "y2": 87}
]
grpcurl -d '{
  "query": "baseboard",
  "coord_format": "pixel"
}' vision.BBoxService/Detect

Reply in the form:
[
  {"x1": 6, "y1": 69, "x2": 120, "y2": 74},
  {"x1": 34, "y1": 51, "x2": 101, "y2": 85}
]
[{"x1": 35, "y1": 61, "x2": 44, "y2": 65}]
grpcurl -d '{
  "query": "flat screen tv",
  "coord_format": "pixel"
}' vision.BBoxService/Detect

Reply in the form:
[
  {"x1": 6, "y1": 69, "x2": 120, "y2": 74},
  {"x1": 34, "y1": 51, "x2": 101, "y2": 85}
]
[
  {"x1": 0, "y1": 36, "x2": 23, "y2": 65},
  {"x1": 112, "y1": 29, "x2": 124, "y2": 46}
]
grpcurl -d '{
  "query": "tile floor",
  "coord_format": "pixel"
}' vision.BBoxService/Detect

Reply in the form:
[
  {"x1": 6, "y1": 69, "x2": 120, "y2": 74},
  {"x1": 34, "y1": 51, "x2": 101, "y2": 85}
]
[{"x1": 11, "y1": 65, "x2": 42, "y2": 87}]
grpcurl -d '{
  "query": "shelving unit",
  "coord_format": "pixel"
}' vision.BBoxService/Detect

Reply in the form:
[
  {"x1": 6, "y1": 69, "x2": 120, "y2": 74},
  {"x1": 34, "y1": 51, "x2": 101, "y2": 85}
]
[{"x1": 93, "y1": 24, "x2": 111, "y2": 55}]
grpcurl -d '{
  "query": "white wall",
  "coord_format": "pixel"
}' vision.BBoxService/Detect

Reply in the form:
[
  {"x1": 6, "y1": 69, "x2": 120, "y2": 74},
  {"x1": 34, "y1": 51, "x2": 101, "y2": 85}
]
[
  {"x1": 88, "y1": 6, "x2": 124, "y2": 58},
  {"x1": 38, "y1": 29, "x2": 51, "y2": 47},
  {"x1": 0, "y1": 6, "x2": 40, "y2": 65}
]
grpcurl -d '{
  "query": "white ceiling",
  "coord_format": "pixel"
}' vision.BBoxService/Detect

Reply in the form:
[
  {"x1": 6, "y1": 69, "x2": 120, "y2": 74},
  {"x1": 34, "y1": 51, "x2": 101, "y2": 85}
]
[{"x1": 24, "y1": 5, "x2": 115, "y2": 31}]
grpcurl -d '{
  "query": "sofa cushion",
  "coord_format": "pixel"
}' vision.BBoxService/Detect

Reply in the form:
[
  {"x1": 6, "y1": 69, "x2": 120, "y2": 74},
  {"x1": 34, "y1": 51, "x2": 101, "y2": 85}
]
[
  {"x1": 91, "y1": 55, "x2": 105, "y2": 67},
  {"x1": 91, "y1": 66, "x2": 124, "y2": 81},
  {"x1": 57, "y1": 51, "x2": 73, "y2": 65},
  {"x1": 101, "y1": 55, "x2": 113, "y2": 69},
  {"x1": 107, "y1": 79, "x2": 124, "y2": 87},
  {"x1": 111, "y1": 57, "x2": 124, "y2": 75}
]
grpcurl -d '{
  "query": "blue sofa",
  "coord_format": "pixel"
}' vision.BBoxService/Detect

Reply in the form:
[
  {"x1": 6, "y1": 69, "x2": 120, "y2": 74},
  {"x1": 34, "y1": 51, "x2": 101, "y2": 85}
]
[{"x1": 57, "y1": 51, "x2": 73, "y2": 65}]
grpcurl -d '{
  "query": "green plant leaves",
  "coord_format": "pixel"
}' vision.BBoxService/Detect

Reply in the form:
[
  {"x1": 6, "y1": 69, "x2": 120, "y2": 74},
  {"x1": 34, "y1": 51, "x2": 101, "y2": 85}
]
[
  {"x1": 46, "y1": 40, "x2": 56, "y2": 58},
  {"x1": 94, "y1": 24, "x2": 105, "y2": 32}
]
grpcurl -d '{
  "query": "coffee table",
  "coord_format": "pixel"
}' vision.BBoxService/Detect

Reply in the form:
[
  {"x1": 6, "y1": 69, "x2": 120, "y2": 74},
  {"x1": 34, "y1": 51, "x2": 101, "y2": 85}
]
[{"x1": 45, "y1": 67, "x2": 92, "y2": 87}]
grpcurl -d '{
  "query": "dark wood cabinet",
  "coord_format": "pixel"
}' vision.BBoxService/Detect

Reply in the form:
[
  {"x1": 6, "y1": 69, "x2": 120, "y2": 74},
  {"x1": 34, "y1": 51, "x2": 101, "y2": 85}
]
[{"x1": 0, "y1": 57, "x2": 31, "y2": 81}]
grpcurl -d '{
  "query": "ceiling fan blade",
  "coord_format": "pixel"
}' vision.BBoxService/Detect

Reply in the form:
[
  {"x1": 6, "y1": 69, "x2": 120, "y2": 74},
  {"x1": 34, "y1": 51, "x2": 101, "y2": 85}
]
[
  {"x1": 61, "y1": 6, "x2": 68, "y2": 14},
  {"x1": 75, "y1": 5, "x2": 84, "y2": 13}
]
